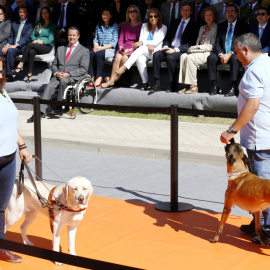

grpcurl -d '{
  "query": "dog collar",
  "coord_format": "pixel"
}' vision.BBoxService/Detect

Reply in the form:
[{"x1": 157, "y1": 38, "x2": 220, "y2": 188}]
[{"x1": 227, "y1": 169, "x2": 249, "y2": 178}]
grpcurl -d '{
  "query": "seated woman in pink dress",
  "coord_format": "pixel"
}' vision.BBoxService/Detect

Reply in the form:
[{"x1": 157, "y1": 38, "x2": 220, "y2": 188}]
[{"x1": 101, "y1": 5, "x2": 142, "y2": 88}]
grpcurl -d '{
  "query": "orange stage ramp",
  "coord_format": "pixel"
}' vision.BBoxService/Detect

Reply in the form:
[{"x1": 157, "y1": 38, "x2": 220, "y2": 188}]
[{"x1": 2, "y1": 195, "x2": 270, "y2": 270}]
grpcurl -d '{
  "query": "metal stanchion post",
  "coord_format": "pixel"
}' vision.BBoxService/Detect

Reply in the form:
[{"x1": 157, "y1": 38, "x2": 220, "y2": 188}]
[
  {"x1": 155, "y1": 105, "x2": 194, "y2": 212},
  {"x1": 33, "y1": 97, "x2": 42, "y2": 181}
]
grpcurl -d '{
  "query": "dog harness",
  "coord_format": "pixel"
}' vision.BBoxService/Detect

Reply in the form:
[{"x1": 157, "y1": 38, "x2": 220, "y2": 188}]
[{"x1": 48, "y1": 187, "x2": 86, "y2": 233}]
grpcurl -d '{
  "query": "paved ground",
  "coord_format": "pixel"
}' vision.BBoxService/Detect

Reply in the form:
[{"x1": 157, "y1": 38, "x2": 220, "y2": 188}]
[
  {"x1": 18, "y1": 110, "x2": 240, "y2": 165},
  {"x1": 16, "y1": 110, "x2": 250, "y2": 219}
]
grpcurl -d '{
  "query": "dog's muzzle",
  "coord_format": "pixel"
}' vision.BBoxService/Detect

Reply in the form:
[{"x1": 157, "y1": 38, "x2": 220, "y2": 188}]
[{"x1": 76, "y1": 196, "x2": 85, "y2": 204}]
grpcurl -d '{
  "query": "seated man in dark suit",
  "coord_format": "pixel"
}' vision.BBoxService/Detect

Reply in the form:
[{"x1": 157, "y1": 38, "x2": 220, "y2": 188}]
[
  {"x1": 207, "y1": 4, "x2": 248, "y2": 96},
  {"x1": 27, "y1": 27, "x2": 90, "y2": 123},
  {"x1": 152, "y1": 2, "x2": 196, "y2": 93},
  {"x1": 0, "y1": 6, "x2": 12, "y2": 47},
  {"x1": 52, "y1": 0, "x2": 77, "y2": 47},
  {"x1": 249, "y1": 6, "x2": 270, "y2": 55},
  {"x1": 0, "y1": 6, "x2": 33, "y2": 82}
]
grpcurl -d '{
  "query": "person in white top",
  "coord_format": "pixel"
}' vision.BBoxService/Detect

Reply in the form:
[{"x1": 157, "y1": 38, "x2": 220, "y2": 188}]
[
  {"x1": 112, "y1": 8, "x2": 167, "y2": 90},
  {"x1": 0, "y1": 57, "x2": 32, "y2": 263}
]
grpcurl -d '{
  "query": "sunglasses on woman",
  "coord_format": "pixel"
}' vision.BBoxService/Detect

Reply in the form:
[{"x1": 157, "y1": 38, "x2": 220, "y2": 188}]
[
  {"x1": 149, "y1": 15, "x2": 158, "y2": 18},
  {"x1": 129, "y1": 10, "x2": 137, "y2": 13}
]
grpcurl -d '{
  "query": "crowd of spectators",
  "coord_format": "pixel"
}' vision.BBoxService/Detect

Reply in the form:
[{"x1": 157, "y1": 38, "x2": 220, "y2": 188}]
[{"x1": 1, "y1": 0, "x2": 270, "y2": 97}]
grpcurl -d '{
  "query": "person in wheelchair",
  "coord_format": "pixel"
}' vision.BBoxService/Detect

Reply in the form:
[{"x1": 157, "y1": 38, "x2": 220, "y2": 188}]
[{"x1": 27, "y1": 26, "x2": 90, "y2": 123}]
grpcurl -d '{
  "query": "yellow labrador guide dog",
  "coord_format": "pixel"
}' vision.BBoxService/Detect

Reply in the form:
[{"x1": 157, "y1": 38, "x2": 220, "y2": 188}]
[{"x1": 5, "y1": 176, "x2": 93, "y2": 265}]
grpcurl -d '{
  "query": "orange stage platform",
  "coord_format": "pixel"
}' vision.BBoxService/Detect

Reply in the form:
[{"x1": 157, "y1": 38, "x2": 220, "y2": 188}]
[{"x1": 1, "y1": 195, "x2": 270, "y2": 270}]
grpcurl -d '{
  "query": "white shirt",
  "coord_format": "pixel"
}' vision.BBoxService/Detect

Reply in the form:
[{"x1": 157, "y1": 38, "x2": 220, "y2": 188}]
[
  {"x1": 259, "y1": 21, "x2": 267, "y2": 39},
  {"x1": 15, "y1": 18, "x2": 28, "y2": 46},
  {"x1": 65, "y1": 41, "x2": 79, "y2": 57},
  {"x1": 238, "y1": 54, "x2": 270, "y2": 150},
  {"x1": 0, "y1": 90, "x2": 19, "y2": 156},
  {"x1": 224, "y1": 19, "x2": 237, "y2": 53},
  {"x1": 171, "y1": 18, "x2": 190, "y2": 51}
]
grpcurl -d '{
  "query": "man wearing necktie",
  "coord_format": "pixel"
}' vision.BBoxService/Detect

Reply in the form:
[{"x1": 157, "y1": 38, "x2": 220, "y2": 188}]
[
  {"x1": 152, "y1": 3, "x2": 196, "y2": 93},
  {"x1": 52, "y1": 0, "x2": 77, "y2": 47},
  {"x1": 207, "y1": 4, "x2": 248, "y2": 96},
  {"x1": 249, "y1": 6, "x2": 270, "y2": 55},
  {"x1": 0, "y1": 6, "x2": 33, "y2": 82},
  {"x1": 27, "y1": 27, "x2": 90, "y2": 123},
  {"x1": 239, "y1": 0, "x2": 259, "y2": 24}
]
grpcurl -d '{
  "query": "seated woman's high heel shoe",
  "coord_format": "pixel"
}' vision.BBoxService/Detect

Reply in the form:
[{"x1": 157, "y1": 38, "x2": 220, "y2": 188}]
[
  {"x1": 95, "y1": 79, "x2": 103, "y2": 87},
  {"x1": 12, "y1": 67, "x2": 23, "y2": 76},
  {"x1": 141, "y1": 82, "x2": 150, "y2": 91}
]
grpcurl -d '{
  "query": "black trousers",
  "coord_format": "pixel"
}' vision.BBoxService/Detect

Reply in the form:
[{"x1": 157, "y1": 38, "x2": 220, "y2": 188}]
[
  {"x1": 207, "y1": 52, "x2": 240, "y2": 82},
  {"x1": 152, "y1": 50, "x2": 181, "y2": 83},
  {"x1": 21, "y1": 43, "x2": 52, "y2": 73}
]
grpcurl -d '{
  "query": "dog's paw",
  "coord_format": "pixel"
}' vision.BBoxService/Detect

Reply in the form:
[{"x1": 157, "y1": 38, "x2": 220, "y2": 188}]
[
  {"x1": 209, "y1": 235, "x2": 219, "y2": 243},
  {"x1": 24, "y1": 240, "x2": 34, "y2": 246},
  {"x1": 54, "y1": 261, "x2": 64, "y2": 266},
  {"x1": 258, "y1": 226, "x2": 270, "y2": 246}
]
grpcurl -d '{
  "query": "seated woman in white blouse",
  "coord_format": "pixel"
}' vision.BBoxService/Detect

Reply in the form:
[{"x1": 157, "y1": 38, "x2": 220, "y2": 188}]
[{"x1": 112, "y1": 8, "x2": 167, "y2": 90}]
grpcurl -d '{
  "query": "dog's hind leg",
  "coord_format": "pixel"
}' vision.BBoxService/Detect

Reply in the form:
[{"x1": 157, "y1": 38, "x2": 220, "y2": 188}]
[
  {"x1": 5, "y1": 186, "x2": 25, "y2": 232},
  {"x1": 20, "y1": 210, "x2": 38, "y2": 246},
  {"x1": 254, "y1": 211, "x2": 270, "y2": 246}
]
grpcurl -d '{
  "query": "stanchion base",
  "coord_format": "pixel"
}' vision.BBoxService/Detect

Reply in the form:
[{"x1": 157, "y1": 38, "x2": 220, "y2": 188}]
[{"x1": 155, "y1": 202, "x2": 194, "y2": 212}]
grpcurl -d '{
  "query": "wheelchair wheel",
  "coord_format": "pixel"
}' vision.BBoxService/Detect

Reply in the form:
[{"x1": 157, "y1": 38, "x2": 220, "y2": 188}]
[{"x1": 75, "y1": 74, "x2": 97, "y2": 114}]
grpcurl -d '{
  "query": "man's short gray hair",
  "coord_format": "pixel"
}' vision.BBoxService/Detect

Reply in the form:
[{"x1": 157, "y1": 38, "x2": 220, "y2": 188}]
[{"x1": 235, "y1": 33, "x2": 262, "y2": 53}]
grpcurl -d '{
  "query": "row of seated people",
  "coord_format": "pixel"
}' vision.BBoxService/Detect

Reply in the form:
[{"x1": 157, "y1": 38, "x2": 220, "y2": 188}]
[
  {"x1": 2, "y1": 2, "x2": 270, "y2": 99},
  {"x1": 96, "y1": 3, "x2": 270, "y2": 97}
]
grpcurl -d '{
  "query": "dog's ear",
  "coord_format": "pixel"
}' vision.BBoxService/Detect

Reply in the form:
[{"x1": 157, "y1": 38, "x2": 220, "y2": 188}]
[
  {"x1": 228, "y1": 154, "x2": 236, "y2": 165},
  {"x1": 63, "y1": 183, "x2": 69, "y2": 201},
  {"x1": 229, "y1": 138, "x2": 235, "y2": 145},
  {"x1": 242, "y1": 154, "x2": 250, "y2": 166}
]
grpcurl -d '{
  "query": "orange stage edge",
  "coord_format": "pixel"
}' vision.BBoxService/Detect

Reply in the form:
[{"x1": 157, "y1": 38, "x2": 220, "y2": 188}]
[{"x1": 1, "y1": 195, "x2": 270, "y2": 270}]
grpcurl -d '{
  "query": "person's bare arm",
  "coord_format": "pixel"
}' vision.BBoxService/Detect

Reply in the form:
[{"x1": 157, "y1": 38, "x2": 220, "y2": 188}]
[{"x1": 220, "y1": 98, "x2": 260, "y2": 144}]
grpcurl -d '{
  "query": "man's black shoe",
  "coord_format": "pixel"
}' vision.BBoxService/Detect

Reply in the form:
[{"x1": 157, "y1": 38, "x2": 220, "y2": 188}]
[
  {"x1": 251, "y1": 233, "x2": 264, "y2": 245},
  {"x1": 50, "y1": 108, "x2": 63, "y2": 116},
  {"x1": 240, "y1": 222, "x2": 255, "y2": 234},
  {"x1": 224, "y1": 87, "x2": 235, "y2": 97},
  {"x1": 6, "y1": 76, "x2": 14, "y2": 82},
  {"x1": 165, "y1": 87, "x2": 172, "y2": 93},
  {"x1": 209, "y1": 85, "x2": 218, "y2": 95},
  {"x1": 27, "y1": 112, "x2": 45, "y2": 123},
  {"x1": 150, "y1": 80, "x2": 162, "y2": 93}
]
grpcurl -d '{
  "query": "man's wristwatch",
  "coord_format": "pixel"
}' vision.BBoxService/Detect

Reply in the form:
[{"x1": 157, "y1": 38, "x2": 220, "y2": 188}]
[{"x1": 227, "y1": 125, "x2": 237, "y2": 134}]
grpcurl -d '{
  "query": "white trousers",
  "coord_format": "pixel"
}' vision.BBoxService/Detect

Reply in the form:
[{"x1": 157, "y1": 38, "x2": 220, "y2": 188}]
[
  {"x1": 179, "y1": 52, "x2": 210, "y2": 86},
  {"x1": 124, "y1": 45, "x2": 153, "y2": 83}
]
